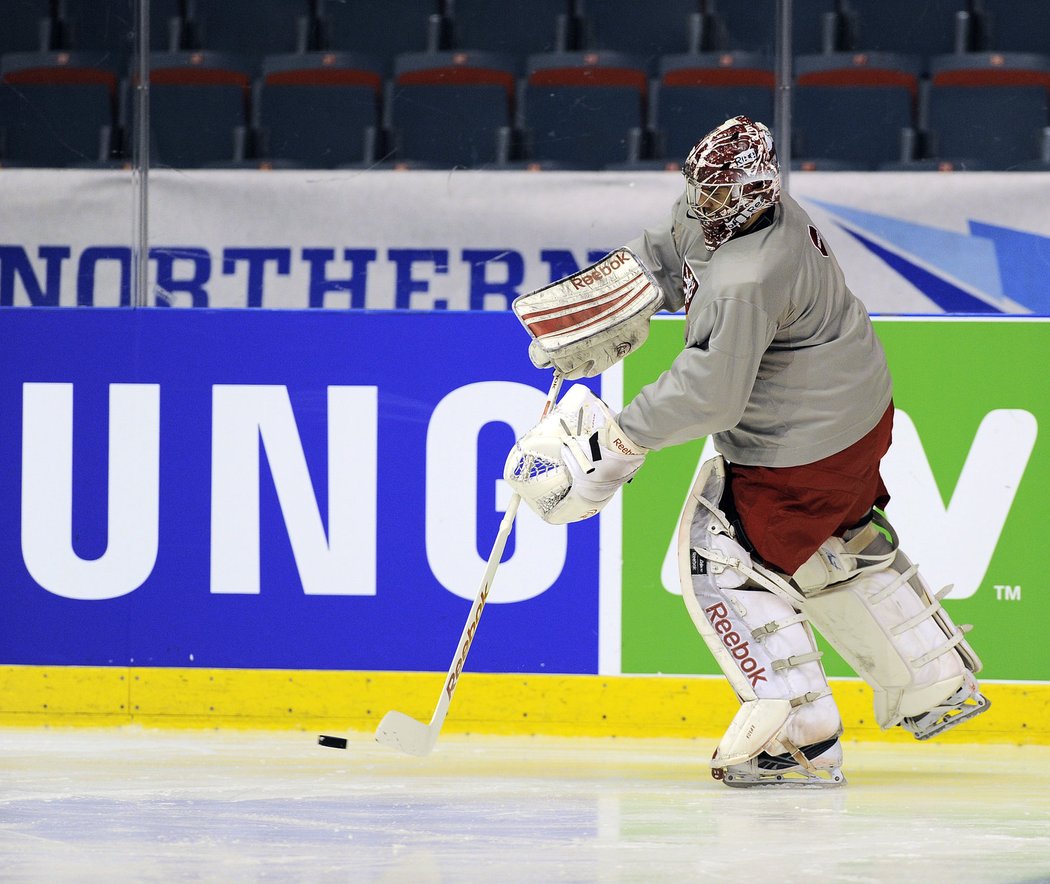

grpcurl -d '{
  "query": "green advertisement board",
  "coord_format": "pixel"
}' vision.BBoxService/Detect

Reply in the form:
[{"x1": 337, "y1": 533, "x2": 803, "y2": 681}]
[{"x1": 620, "y1": 318, "x2": 1048, "y2": 682}]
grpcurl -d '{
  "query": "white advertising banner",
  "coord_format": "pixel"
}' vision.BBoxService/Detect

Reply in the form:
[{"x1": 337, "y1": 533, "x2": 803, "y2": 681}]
[{"x1": 1, "y1": 168, "x2": 1048, "y2": 314}]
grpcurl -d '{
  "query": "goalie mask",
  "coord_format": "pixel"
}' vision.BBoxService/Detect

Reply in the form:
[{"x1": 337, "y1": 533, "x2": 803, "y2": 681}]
[{"x1": 682, "y1": 115, "x2": 781, "y2": 249}]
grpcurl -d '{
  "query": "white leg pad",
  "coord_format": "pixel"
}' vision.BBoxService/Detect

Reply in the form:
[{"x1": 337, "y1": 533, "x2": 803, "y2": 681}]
[
  {"x1": 707, "y1": 586, "x2": 842, "y2": 762},
  {"x1": 679, "y1": 457, "x2": 842, "y2": 766},
  {"x1": 800, "y1": 551, "x2": 983, "y2": 730}
]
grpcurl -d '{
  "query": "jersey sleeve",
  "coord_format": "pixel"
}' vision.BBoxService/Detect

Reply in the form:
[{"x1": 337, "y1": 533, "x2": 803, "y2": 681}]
[
  {"x1": 617, "y1": 295, "x2": 776, "y2": 450},
  {"x1": 625, "y1": 197, "x2": 689, "y2": 312}
]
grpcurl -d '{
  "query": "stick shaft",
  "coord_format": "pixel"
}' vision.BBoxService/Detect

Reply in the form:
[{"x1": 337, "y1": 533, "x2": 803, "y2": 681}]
[{"x1": 425, "y1": 371, "x2": 564, "y2": 732}]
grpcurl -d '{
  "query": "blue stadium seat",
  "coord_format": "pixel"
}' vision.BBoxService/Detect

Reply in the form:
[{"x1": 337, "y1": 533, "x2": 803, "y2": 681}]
[
  {"x1": 840, "y1": 0, "x2": 972, "y2": 59},
  {"x1": 654, "y1": 53, "x2": 775, "y2": 162},
  {"x1": 521, "y1": 51, "x2": 649, "y2": 168},
  {"x1": 1, "y1": 0, "x2": 53, "y2": 56},
  {"x1": 1009, "y1": 159, "x2": 1050, "y2": 171},
  {"x1": 793, "y1": 52, "x2": 921, "y2": 169},
  {"x1": 492, "y1": 159, "x2": 580, "y2": 171},
  {"x1": 974, "y1": 0, "x2": 1050, "y2": 55},
  {"x1": 54, "y1": 0, "x2": 182, "y2": 62},
  {"x1": 710, "y1": 0, "x2": 845, "y2": 55},
  {"x1": 445, "y1": 0, "x2": 573, "y2": 59},
  {"x1": 924, "y1": 52, "x2": 1050, "y2": 169},
  {"x1": 878, "y1": 158, "x2": 989, "y2": 171},
  {"x1": 255, "y1": 52, "x2": 384, "y2": 168},
  {"x1": 337, "y1": 159, "x2": 440, "y2": 170},
  {"x1": 183, "y1": 0, "x2": 315, "y2": 63},
  {"x1": 605, "y1": 159, "x2": 683, "y2": 171},
  {"x1": 146, "y1": 52, "x2": 254, "y2": 167},
  {"x1": 389, "y1": 51, "x2": 517, "y2": 167},
  {"x1": 577, "y1": 0, "x2": 702, "y2": 61},
  {"x1": 793, "y1": 158, "x2": 870, "y2": 171},
  {"x1": 316, "y1": 0, "x2": 442, "y2": 60},
  {"x1": 0, "y1": 52, "x2": 118, "y2": 166}
]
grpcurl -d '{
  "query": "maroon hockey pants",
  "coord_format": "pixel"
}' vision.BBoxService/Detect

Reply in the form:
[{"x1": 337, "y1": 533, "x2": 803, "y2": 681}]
[{"x1": 727, "y1": 403, "x2": 895, "y2": 574}]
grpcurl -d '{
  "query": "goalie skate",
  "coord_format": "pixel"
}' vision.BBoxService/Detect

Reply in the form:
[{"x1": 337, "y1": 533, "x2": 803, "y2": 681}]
[
  {"x1": 714, "y1": 737, "x2": 846, "y2": 788},
  {"x1": 900, "y1": 672, "x2": 991, "y2": 740}
]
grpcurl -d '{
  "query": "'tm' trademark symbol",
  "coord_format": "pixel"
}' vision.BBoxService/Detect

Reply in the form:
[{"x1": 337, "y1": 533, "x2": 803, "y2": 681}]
[{"x1": 994, "y1": 585, "x2": 1022, "y2": 601}]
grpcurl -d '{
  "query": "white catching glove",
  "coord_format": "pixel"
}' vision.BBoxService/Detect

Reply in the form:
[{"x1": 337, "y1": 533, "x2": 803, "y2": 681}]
[{"x1": 504, "y1": 384, "x2": 649, "y2": 524}]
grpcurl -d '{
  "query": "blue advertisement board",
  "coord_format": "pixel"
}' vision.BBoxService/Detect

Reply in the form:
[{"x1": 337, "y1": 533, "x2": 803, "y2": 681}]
[{"x1": 0, "y1": 309, "x2": 601, "y2": 673}]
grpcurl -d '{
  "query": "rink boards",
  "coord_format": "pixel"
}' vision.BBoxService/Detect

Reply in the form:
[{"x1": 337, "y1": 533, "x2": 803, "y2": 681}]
[{"x1": 0, "y1": 309, "x2": 1047, "y2": 741}]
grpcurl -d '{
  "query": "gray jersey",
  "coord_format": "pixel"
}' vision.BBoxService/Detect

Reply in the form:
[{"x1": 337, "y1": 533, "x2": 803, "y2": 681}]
[{"x1": 618, "y1": 193, "x2": 893, "y2": 467}]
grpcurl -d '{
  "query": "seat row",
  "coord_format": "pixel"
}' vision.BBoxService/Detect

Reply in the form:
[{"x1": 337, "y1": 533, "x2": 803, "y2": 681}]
[
  {"x1": 2, "y1": 1, "x2": 1048, "y2": 69},
  {"x1": 2, "y1": 49, "x2": 1049, "y2": 171}
]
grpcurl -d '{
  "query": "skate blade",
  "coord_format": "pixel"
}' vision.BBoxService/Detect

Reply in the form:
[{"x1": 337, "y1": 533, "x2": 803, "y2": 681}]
[
  {"x1": 908, "y1": 693, "x2": 991, "y2": 741},
  {"x1": 720, "y1": 767, "x2": 847, "y2": 788}
]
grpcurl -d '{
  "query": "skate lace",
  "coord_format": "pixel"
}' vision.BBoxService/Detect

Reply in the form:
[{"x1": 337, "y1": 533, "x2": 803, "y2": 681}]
[{"x1": 756, "y1": 737, "x2": 839, "y2": 771}]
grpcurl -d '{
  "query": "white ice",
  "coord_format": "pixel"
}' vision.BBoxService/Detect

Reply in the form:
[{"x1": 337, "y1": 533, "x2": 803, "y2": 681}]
[{"x1": 1, "y1": 727, "x2": 1049, "y2": 883}]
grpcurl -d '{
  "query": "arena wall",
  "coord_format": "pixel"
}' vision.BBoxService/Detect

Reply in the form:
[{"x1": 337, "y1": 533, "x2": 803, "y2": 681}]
[{"x1": 0, "y1": 304, "x2": 1046, "y2": 743}]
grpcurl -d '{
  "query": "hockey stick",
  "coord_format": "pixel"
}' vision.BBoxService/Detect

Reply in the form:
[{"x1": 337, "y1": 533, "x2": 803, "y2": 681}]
[{"x1": 375, "y1": 371, "x2": 564, "y2": 757}]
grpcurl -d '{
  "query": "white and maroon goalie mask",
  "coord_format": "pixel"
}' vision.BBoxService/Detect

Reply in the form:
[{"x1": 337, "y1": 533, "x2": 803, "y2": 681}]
[{"x1": 682, "y1": 115, "x2": 781, "y2": 249}]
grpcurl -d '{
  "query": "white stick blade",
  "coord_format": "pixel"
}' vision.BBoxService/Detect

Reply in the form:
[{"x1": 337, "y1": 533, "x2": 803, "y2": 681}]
[{"x1": 374, "y1": 710, "x2": 437, "y2": 757}]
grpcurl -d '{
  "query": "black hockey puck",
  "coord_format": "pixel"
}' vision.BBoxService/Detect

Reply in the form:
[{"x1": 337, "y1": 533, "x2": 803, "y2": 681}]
[{"x1": 318, "y1": 734, "x2": 348, "y2": 750}]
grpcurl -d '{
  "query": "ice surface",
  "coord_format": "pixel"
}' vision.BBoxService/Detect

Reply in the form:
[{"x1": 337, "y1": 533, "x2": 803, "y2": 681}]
[{"x1": 1, "y1": 727, "x2": 1048, "y2": 883}]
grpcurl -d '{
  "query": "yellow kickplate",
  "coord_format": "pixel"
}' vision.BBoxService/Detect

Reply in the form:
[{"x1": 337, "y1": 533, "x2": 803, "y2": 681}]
[{"x1": 0, "y1": 666, "x2": 1044, "y2": 745}]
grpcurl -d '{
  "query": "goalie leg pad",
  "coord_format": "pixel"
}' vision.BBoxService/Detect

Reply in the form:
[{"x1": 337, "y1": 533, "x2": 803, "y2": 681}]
[
  {"x1": 797, "y1": 529, "x2": 989, "y2": 737},
  {"x1": 679, "y1": 457, "x2": 844, "y2": 786}
]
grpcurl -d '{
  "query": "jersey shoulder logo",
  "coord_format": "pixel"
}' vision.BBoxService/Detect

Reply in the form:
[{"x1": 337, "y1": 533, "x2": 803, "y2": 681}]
[
  {"x1": 682, "y1": 259, "x2": 699, "y2": 312},
  {"x1": 808, "y1": 225, "x2": 829, "y2": 257}
]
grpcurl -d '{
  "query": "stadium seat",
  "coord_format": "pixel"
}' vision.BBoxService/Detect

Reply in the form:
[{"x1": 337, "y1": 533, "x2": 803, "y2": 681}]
[
  {"x1": 0, "y1": 52, "x2": 118, "y2": 166},
  {"x1": 654, "y1": 52, "x2": 775, "y2": 162},
  {"x1": 316, "y1": 0, "x2": 442, "y2": 60},
  {"x1": 840, "y1": 0, "x2": 973, "y2": 59},
  {"x1": 708, "y1": 0, "x2": 845, "y2": 55},
  {"x1": 577, "y1": 0, "x2": 702, "y2": 61},
  {"x1": 792, "y1": 158, "x2": 869, "y2": 171},
  {"x1": 146, "y1": 52, "x2": 254, "y2": 167},
  {"x1": 973, "y1": 0, "x2": 1050, "y2": 55},
  {"x1": 54, "y1": 0, "x2": 182, "y2": 61},
  {"x1": 255, "y1": 52, "x2": 384, "y2": 168},
  {"x1": 337, "y1": 159, "x2": 441, "y2": 170},
  {"x1": 1010, "y1": 159, "x2": 1050, "y2": 171},
  {"x1": 491, "y1": 159, "x2": 580, "y2": 171},
  {"x1": 878, "y1": 158, "x2": 989, "y2": 171},
  {"x1": 793, "y1": 52, "x2": 921, "y2": 169},
  {"x1": 924, "y1": 52, "x2": 1050, "y2": 169},
  {"x1": 520, "y1": 51, "x2": 649, "y2": 169},
  {"x1": 0, "y1": 0, "x2": 53, "y2": 56},
  {"x1": 204, "y1": 158, "x2": 304, "y2": 169},
  {"x1": 389, "y1": 51, "x2": 517, "y2": 167},
  {"x1": 445, "y1": 0, "x2": 574, "y2": 59},
  {"x1": 605, "y1": 159, "x2": 682, "y2": 171},
  {"x1": 182, "y1": 0, "x2": 316, "y2": 63}
]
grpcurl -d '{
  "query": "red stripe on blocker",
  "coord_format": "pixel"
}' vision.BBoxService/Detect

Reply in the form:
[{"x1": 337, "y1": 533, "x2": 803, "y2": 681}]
[
  {"x1": 548, "y1": 285, "x2": 653, "y2": 339},
  {"x1": 520, "y1": 271, "x2": 644, "y2": 322},
  {"x1": 530, "y1": 282, "x2": 652, "y2": 339},
  {"x1": 526, "y1": 282, "x2": 643, "y2": 337}
]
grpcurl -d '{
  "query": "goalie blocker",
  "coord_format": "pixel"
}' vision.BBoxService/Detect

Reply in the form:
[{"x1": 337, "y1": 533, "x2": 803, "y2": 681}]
[{"x1": 513, "y1": 248, "x2": 664, "y2": 379}]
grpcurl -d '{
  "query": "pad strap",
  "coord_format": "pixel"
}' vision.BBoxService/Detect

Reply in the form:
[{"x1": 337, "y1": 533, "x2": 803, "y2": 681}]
[
  {"x1": 680, "y1": 456, "x2": 843, "y2": 763},
  {"x1": 751, "y1": 612, "x2": 808, "y2": 639},
  {"x1": 773, "y1": 650, "x2": 824, "y2": 671}
]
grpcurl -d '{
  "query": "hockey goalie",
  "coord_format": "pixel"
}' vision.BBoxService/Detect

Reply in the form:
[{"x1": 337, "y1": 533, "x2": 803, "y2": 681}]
[{"x1": 505, "y1": 116, "x2": 989, "y2": 788}]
